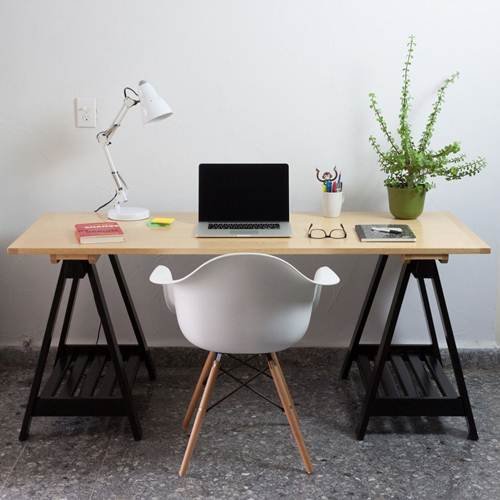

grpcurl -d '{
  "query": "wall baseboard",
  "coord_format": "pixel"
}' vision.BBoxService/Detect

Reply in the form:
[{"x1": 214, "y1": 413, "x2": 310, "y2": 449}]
[{"x1": 1, "y1": 346, "x2": 499, "y2": 370}]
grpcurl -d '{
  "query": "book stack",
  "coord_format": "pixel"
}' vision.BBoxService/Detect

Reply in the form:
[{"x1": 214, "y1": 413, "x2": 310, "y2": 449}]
[{"x1": 75, "y1": 222, "x2": 124, "y2": 244}]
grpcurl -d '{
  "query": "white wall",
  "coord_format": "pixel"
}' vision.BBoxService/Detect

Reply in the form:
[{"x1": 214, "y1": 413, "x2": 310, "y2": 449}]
[{"x1": 0, "y1": 0, "x2": 498, "y2": 348}]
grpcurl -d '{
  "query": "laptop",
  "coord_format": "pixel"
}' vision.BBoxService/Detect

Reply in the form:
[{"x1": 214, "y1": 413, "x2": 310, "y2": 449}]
[{"x1": 196, "y1": 163, "x2": 292, "y2": 237}]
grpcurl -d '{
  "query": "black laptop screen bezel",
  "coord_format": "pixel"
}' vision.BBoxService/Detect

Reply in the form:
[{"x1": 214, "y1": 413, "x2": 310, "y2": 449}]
[{"x1": 198, "y1": 164, "x2": 289, "y2": 222}]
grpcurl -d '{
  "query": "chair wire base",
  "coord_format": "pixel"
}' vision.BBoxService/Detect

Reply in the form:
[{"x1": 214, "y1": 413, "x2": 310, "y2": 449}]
[{"x1": 207, "y1": 354, "x2": 283, "y2": 412}]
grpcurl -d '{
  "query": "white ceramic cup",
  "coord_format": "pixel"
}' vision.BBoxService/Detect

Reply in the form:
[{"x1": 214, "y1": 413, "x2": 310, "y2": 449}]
[{"x1": 321, "y1": 192, "x2": 344, "y2": 218}]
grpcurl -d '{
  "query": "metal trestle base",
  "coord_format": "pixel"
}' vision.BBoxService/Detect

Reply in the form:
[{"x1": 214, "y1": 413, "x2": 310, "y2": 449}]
[
  {"x1": 19, "y1": 256, "x2": 156, "y2": 441},
  {"x1": 341, "y1": 256, "x2": 478, "y2": 441}
]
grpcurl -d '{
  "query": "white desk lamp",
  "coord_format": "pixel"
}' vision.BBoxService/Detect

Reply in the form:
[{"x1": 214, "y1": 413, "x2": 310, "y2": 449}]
[{"x1": 97, "y1": 80, "x2": 173, "y2": 221}]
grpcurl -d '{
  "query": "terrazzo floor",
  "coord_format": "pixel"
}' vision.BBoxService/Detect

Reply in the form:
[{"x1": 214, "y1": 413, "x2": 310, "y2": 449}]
[{"x1": 0, "y1": 350, "x2": 499, "y2": 499}]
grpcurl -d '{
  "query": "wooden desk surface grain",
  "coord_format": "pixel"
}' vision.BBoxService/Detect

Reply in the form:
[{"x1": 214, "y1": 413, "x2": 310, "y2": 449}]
[{"x1": 7, "y1": 211, "x2": 491, "y2": 259}]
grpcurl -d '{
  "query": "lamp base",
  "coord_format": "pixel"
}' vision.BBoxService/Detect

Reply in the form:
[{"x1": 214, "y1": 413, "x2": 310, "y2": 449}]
[{"x1": 107, "y1": 206, "x2": 150, "y2": 221}]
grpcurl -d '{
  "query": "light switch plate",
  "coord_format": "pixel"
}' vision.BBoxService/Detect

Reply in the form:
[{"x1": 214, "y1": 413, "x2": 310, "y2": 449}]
[{"x1": 75, "y1": 97, "x2": 97, "y2": 128}]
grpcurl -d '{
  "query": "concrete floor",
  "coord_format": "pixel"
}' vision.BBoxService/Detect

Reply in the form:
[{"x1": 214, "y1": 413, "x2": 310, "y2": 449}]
[{"x1": 0, "y1": 349, "x2": 499, "y2": 499}]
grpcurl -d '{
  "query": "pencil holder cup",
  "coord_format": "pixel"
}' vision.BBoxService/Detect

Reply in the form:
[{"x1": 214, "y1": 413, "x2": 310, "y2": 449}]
[{"x1": 321, "y1": 192, "x2": 344, "y2": 218}]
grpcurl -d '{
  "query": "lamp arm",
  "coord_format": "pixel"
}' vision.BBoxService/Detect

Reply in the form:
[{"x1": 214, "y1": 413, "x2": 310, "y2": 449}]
[
  {"x1": 96, "y1": 92, "x2": 139, "y2": 204},
  {"x1": 102, "y1": 142, "x2": 128, "y2": 202}
]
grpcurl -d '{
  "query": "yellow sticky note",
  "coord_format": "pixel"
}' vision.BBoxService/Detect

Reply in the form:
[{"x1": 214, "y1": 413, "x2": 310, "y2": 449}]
[{"x1": 151, "y1": 217, "x2": 175, "y2": 225}]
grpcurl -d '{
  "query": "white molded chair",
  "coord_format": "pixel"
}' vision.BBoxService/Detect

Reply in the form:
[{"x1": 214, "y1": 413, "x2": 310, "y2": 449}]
[{"x1": 150, "y1": 253, "x2": 339, "y2": 476}]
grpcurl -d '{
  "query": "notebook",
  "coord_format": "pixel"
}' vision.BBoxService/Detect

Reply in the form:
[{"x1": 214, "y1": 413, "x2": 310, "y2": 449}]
[{"x1": 355, "y1": 224, "x2": 416, "y2": 242}]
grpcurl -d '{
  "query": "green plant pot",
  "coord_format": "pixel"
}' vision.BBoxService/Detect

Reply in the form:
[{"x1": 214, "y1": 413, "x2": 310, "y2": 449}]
[{"x1": 387, "y1": 187, "x2": 426, "y2": 219}]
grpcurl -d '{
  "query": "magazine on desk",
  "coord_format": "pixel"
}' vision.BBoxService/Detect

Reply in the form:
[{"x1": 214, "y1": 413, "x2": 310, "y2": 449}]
[{"x1": 355, "y1": 224, "x2": 416, "y2": 242}]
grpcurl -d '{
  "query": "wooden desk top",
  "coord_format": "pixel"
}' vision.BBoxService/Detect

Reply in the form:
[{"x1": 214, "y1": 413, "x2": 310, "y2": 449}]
[{"x1": 7, "y1": 212, "x2": 490, "y2": 261}]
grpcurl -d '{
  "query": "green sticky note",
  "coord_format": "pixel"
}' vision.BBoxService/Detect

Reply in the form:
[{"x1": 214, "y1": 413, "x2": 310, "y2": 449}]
[{"x1": 147, "y1": 221, "x2": 172, "y2": 229}]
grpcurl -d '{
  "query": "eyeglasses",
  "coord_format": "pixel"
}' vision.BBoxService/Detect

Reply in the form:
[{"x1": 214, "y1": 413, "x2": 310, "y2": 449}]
[{"x1": 307, "y1": 223, "x2": 347, "y2": 239}]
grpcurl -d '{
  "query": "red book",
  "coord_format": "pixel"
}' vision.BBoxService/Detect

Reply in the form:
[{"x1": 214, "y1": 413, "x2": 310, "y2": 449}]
[{"x1": 75, "y1": 222, "x2": 125, "y2": 244}]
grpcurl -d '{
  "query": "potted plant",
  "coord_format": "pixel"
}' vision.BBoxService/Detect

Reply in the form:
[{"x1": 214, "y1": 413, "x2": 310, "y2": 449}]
[{"x1": 368, "y1": 35, "x2": 486, "y2": 219}]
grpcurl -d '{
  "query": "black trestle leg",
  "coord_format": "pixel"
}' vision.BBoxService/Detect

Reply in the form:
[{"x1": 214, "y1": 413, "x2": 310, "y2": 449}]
[
  {"x1": 109, "y1": 255, "x2": 156, "y2": 380},
  {"x1": 341, "y1": 255, "x2": 388, "y2": 379},
  {"x1": 430, "y1": 261, "x2": 478, "y2": 440},
  {"x1": 19, "y1": 262, "x2": 68, "y2": 441},
  {"x1": 417, "y1": 277, "x2": 442, "y2": 363},
  {"x1": 356, "y1": 262, "x2": 412, "y2": 440},
  {"x1": 19, "y1": 257, "x2": 152, "y2": 441},
  {"x1": 87, "y1": 263, "x2": 143, "y2": 441},
  {"x1": 54, "y1": 277, "x2": 79, "y2": 366},
  {"x1": 346, "y1": 258, "x2": 478, "y2": 441}
]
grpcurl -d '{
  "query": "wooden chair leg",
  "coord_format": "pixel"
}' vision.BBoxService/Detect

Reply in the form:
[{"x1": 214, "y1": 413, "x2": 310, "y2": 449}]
[
  {"x1": 271, "y1": 353, "x2": 295, "y2": 407},
  {"x1": 267, "y1": 354, "x2": 313, "y2": 474},
  {"x1": 179, "y1": 354, "x2": 220, "y2": 477},
  {"x1": 182, "y1": 351, "x2": 216, "y2": 431}
]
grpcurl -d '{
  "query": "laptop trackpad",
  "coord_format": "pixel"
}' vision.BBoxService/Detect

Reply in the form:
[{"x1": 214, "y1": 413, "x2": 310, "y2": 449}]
[{"x1": 231, "y1": 230, "x2": 259, "y2": 236}]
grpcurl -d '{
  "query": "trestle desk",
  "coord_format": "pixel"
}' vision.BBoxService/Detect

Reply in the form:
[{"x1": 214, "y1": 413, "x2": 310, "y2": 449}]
[{"x1": 7, "y1": 212, "x2": 490, "y2": 441}]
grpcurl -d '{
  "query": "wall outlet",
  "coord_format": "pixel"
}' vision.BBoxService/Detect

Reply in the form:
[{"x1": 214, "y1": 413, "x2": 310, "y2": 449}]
[{"x1": 75, "y1": 97, "x2": 97, "y2": 128}]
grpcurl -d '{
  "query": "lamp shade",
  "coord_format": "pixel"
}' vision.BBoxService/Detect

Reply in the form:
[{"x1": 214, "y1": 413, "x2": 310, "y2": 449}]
[{"x1": 138, "y1": 80, "x2": 173, "y2": 124}]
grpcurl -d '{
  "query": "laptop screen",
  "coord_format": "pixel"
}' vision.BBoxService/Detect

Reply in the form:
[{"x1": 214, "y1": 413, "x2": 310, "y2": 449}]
[{"x1": 199, "y1": 164, "x2": 289, "y2": 222}]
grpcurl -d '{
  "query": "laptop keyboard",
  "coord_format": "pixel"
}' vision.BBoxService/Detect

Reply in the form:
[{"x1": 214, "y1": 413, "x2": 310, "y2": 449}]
[{"x1": 208, "y1": 223, "x2": 280, "y2": 230}]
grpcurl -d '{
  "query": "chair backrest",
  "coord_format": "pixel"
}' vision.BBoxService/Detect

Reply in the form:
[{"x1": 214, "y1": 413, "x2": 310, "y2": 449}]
[{"x1": 153, "y1": 253, "x2": 338, "y2": 354}]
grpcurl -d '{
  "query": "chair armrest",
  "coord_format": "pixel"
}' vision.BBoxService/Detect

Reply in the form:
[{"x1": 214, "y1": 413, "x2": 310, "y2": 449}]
[
  {"x1": 312, "y1": 266, "x2": 340, "y2": 309},
  {"x1": 150, "y1": 265, "x2": 176, "y2": 313},
  {"x1": 313, "y1": 266, "x2": 340, "y2": 286},
  {"x1": 150, "y1": 265, "x2": 174, "y2": 285}
]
